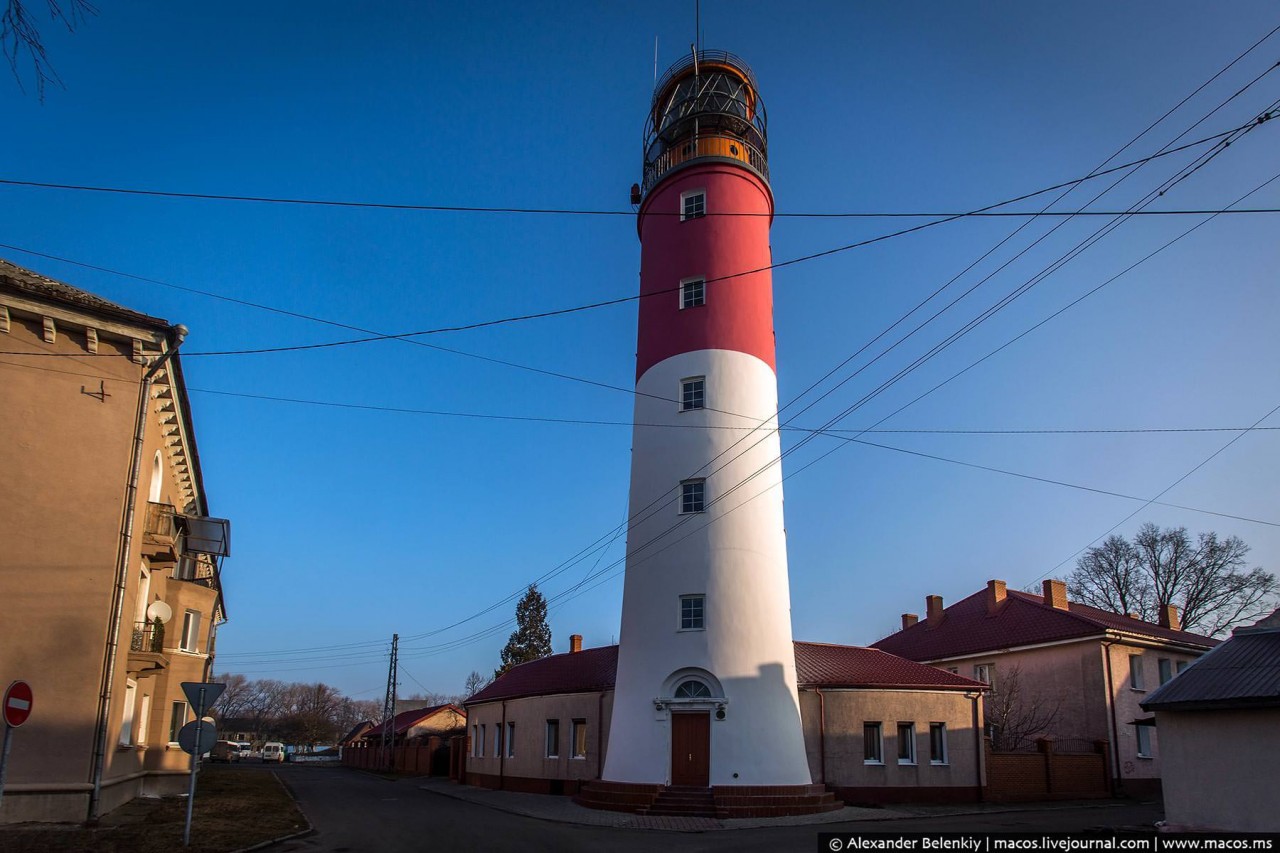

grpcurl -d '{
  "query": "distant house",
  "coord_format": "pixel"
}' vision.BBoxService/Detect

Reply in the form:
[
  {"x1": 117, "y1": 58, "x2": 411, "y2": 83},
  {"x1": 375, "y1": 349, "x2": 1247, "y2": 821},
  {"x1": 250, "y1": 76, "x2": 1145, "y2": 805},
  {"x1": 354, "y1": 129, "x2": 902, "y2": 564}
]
[
  {"x1": 0, "y1": 259, "x2": 232, "y2": 823},
  {"x1": 873, "y1": 579, "x2": 1216, "y2": 795},
  {"x1": 361, "y1": 704, "x2": 467, "y2": 746},
  {"x1": 338, "y1": 720, "x2": 375, "y2": 749},
  {"x1": 1141, "y1": 610, "x2": 1280, "y2": 832},
  {"x1": 463, "y1": 635, "x2": 988, "y2": 810}
]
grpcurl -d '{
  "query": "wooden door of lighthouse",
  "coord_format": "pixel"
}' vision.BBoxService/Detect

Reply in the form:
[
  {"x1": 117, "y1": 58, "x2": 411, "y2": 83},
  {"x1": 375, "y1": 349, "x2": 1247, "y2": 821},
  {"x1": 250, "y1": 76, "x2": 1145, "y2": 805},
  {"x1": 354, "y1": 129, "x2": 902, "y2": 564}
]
[{"x1": 670, "y1": 711, "x2": 710, "y2": 787}]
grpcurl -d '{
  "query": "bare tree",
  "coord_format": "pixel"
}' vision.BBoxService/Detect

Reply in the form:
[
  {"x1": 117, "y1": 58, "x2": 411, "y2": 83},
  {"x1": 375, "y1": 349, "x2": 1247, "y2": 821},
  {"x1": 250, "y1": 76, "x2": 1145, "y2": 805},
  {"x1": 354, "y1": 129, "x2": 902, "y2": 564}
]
[
  {"x1": 276, "y1": 682, "x2": 346, "y2": 749},
  {"x1": 1067, "y1": 523, "x2": 1277, "y2": 636},
  {"x1": 463, "y1": 670, "x2": 489, "y2": 699},
  {"x1": 211, "y1": 673, "x2": 251, "y2": 720},
  {"x1": 984, "y1": 664, "x2": 1061, "y2": 752},
  {"x1": 2, "y1": 0, "x2": 94, "y2": 98}
]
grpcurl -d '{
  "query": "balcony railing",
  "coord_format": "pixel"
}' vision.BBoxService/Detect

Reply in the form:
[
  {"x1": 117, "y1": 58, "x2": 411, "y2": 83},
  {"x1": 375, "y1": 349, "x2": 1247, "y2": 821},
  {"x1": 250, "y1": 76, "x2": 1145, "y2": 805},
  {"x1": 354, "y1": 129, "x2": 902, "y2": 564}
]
[
  {"x1": 141, "y1": 501, "x2": 180, "y2": 562},
  {"x1": 130, "y1": 620, "x2": 165, "y2": 653},
  {"x1": 144, "y1": 501, "x2": 177, "y2": 539},
  {"x1": 642, "y1": 132, "x2": 769, "y2": 196},
  {"x1": 175, "y1": 555, "x2": 219, "y2": 589}
]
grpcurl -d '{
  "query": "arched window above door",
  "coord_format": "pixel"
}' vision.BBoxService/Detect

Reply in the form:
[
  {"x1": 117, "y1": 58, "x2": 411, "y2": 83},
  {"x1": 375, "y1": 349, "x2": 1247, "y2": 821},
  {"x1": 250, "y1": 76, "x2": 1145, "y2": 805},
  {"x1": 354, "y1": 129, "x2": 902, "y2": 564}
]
[{"x1": 674, "y1": 679, "x2": 712, "y2": 699}]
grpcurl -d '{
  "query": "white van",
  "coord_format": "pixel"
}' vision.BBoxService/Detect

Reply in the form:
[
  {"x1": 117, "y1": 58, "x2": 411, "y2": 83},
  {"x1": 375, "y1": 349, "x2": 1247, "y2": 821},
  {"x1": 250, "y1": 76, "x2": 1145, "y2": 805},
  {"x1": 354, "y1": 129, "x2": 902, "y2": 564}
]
[{"x1": 261, "y1": 742, "x2": 285, "y2": 763}]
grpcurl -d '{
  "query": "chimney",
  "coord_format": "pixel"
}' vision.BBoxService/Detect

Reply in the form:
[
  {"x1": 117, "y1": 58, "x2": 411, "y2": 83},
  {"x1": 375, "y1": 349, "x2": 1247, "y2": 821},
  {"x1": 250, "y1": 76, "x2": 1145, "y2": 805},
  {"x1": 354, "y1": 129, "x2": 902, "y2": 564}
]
[
  {"x1": 926, "y1": 595, "x2": 944, "y2": 627},
  {"x1": 569, "y1": 634, "x2": 583, "y2": 654},
  {"x1": 901, "y1": 613, "x2": 919, "y2": 630},
  {"x1": 986, "y1": 579, "x2": 1007, "y2": 615},
  {"x1": 1042, "y1": 579, "x2": 1068, "y2": 610},
  {"x1": 1158, "y1": 604, "x2": 1181, "y2": 631}
]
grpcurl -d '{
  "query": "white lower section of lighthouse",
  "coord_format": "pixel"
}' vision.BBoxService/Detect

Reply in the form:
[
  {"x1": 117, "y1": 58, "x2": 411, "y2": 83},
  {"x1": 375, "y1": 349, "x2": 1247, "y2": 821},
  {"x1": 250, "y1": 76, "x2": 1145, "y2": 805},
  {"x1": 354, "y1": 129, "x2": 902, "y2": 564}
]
[{"x1": 603, "y1": 348, "x2": 812, "y2": 786}]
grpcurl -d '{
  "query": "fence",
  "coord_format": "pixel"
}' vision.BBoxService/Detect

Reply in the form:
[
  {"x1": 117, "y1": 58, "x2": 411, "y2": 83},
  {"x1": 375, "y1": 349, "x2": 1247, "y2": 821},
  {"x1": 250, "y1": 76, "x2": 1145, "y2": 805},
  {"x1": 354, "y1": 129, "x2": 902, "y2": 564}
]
[
  {"x1": 342, "y1": 737, "x2": 453, "y2": 777},
  {"x1": 985, "y1": 738, "x2": 1112, "y2": 802}
]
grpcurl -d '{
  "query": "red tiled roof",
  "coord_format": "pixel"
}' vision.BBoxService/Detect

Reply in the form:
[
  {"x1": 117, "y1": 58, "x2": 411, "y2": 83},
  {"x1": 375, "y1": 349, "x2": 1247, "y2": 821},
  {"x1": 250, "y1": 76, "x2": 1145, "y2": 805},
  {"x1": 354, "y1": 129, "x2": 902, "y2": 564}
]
[
  {"x1": 872, "y1": 588, "x2": 1217, "y2": 663},
  {"x1": 466, "y1": 641, "x2": 983, "y2": 704},
  {"x1": 362, "y1": 703, "x2": 463, "y2": 738},
  {"x1": 793, "y1": 641, "x2": 987, "y2": 690},
  {"x1": 467, "y1": 646, "x2": 619, "y2": 704}
]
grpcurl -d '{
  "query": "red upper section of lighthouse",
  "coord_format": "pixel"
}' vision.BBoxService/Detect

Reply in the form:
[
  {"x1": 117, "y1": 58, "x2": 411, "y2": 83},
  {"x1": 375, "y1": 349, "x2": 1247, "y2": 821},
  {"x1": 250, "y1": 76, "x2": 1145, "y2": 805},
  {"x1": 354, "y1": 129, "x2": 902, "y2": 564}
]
[
  {"x1": 635, "y1": 162, "x2": 776, "y2": 379},
  {"x1": 634, "y1": 50, "x2": 776, "y2": 381}
]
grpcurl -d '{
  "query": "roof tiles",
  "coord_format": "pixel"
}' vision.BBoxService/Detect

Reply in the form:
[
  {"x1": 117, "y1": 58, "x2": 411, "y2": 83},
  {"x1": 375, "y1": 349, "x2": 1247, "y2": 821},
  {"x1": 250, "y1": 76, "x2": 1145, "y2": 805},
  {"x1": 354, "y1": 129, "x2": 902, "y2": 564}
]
[
  {"x1": 362, "y1": 703, "x2": 463, "y2": 738},
  {"x1": 466, "y1": 641, "x2": 982, "y2": 705},
  {"x1": 0, "y1": 258, "x2": 166, "y2": 327},
  {"x1": 871, "y1": 587, "x2": 1216, "y2": 663}
]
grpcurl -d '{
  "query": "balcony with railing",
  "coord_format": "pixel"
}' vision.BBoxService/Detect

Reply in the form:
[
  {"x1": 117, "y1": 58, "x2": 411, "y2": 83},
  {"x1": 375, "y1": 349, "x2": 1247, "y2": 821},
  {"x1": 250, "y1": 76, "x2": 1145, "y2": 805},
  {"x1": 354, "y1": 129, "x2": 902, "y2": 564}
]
[
  {"x1": 141, "y1": 501, "x2": 180, "y2": 562},
  {"x1": 126, "y1": 619, "x2": 169, "y2": 675},
  {"x1": 642, "y1": 133, "x2": 769, "y2": 196}
]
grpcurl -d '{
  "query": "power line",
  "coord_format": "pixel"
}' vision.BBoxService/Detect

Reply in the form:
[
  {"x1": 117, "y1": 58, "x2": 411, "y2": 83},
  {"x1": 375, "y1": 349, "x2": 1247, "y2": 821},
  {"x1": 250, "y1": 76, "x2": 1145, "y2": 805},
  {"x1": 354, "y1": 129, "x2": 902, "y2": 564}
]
[
  {"x1": 355, "y1": 78, "x2": 1280, "y2": 664},
  {"x1": 0, "y1": 192, "x2": 1271, "y2": 219},
  {"x1": 161, "y1": 96, "x2": 1280, "y2": 670},
  {"x1": 96, "y1": 41, "x2": 1280, "y2": 670},
  {"x1": 1028, "y1": 400, "x2": 1280, "y2": 587},
  {"x1": 3, "y1": 116, "x2": 1271, "y2": 362}
]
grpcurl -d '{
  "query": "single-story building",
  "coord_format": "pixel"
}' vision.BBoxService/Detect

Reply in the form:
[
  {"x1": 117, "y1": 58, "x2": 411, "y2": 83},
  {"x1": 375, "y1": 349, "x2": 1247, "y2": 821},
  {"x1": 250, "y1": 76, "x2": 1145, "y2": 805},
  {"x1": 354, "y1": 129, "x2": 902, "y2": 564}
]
[
  {"x1": 1140, "y1": 609, "x2": 1280, "y2": 833},
  {"x1": 464, "y1": 635, "x2": 986, "y2": 812}
]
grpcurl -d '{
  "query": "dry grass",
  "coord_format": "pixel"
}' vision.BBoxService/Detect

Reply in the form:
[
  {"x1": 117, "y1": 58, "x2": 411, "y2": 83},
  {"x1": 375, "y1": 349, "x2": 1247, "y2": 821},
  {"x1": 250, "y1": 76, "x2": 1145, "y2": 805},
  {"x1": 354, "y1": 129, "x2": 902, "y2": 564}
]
[{"x1": 0, "y1": 765, "x2": 307, "y2": 853}]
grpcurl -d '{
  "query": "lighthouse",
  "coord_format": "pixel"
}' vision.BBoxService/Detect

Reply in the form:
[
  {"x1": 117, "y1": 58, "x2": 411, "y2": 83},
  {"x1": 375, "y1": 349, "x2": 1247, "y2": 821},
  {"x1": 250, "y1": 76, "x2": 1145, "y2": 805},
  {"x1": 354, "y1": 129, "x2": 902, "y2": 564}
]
[{"x1": 603, "y1": 50, "x2": 812, "y2": 787}]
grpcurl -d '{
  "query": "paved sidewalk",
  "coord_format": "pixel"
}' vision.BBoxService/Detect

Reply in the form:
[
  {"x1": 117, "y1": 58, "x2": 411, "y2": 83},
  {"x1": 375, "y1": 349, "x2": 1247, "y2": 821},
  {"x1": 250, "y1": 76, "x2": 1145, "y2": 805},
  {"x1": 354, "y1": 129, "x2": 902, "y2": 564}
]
[{"x1": 417, "y1": 778, "x2": 905, "y2": 832}]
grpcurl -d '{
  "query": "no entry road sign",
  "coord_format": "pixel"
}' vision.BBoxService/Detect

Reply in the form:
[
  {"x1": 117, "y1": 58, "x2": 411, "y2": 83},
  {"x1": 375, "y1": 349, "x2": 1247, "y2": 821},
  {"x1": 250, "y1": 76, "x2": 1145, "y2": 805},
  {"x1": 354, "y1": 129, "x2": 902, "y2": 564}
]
[{"x1": 3, "y1": 681, "x2": 32, "y2": 728}]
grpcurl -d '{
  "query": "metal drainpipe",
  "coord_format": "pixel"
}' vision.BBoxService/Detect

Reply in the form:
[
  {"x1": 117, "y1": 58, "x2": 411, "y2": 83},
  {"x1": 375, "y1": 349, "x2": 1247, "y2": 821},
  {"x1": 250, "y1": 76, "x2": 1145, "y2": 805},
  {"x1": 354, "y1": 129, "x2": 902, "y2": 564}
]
[
  {"x1": 499, "y1": 701, "x2": 506, "y2": 789},
  {"x1": 1101, "y1": 639, "x2": 1123, "y2": 789},
  {"x1": 815, "y1": 689, "x2": 827, "y2": 784},
  {"x1": 970, "y1": 692, "x2": 984, "y2": 801},
  {"x1": 595, "y1": 691, "x2": 604, "y2": 780},
  {"x1": 88, "y1": 325, "x2": 188, "y2": 822}
]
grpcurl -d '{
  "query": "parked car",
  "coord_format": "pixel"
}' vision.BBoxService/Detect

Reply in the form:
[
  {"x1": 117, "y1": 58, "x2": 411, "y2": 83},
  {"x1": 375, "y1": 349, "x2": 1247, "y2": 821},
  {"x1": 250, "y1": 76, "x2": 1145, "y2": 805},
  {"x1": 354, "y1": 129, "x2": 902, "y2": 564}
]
[
  {"x1": 261, "y1": 742, "x2": 285, "y2": 763},
  {"x1": 209, "y1": 741, "x2": 241, "y2": 763}
]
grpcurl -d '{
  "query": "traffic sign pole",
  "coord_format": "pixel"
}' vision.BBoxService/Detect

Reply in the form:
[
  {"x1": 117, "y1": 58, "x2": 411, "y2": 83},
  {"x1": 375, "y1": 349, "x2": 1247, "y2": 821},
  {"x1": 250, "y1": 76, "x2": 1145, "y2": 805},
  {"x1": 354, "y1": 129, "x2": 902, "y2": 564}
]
[
  {"x1": 1, "y1": 680, "x2": 34, "y2": 815},
  {"x1": 0, "y1": 722, "x2": 13, "y2": 814},
  {"x1": 183, "y1": 686, "x2": 206, "y2": 847},
  {"x1": 176, "y1": 681, "x2": 223, "y2": 847}
]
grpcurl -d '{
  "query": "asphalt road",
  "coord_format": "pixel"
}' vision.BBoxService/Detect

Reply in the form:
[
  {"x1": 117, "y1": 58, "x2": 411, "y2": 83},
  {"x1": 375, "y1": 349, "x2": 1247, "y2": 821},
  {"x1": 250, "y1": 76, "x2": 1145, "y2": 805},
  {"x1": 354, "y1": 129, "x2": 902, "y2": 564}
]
[{"x1": 262, "y1": 765, "x2": 1163, "y2": 853}]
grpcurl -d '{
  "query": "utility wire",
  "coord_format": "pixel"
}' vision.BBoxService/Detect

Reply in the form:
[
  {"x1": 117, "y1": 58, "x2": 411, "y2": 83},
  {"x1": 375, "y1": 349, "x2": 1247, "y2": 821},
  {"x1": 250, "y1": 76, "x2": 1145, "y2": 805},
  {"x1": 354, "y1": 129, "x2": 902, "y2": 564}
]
[
  {"x1": 223, "y1": 97, "x2": 1280, "y2": 666},
  {"x1": 3, "y1": 349, "x2": 1276, "y2": 440},
  {"x1": 193, "y1": 38, "x2": 1280, "y2": 667},
  {"x1": 1028, "y1": 400, "x2": 1280, "y2": 587},
  {"x1": 2, "y1": 117, "x2": 1271, "y2": 362},
  {"x1": 217, "y1": 166, "x2": 1279, "y2": 668}
]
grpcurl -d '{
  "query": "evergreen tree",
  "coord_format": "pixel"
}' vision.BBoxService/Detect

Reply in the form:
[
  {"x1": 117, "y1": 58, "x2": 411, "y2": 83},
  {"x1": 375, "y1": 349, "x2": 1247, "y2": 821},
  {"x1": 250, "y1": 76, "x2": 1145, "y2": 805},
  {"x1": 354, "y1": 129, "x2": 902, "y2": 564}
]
[{"x1": 496, "y1": 584, "x2": 552, "y2": 678}]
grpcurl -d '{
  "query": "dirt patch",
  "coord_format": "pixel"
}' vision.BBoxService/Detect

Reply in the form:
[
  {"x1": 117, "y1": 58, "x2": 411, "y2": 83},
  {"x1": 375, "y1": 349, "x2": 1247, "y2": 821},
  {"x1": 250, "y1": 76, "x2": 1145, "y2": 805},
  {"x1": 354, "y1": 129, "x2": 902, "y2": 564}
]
[{"x1": 0, "y1": 766, "x2": 308, "y2": 853}]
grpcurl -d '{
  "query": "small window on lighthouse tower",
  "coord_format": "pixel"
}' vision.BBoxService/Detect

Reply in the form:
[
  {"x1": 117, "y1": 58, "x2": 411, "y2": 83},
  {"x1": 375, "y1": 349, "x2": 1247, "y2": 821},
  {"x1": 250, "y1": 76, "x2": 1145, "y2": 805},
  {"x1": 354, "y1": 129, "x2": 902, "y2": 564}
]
[
  {"x1": 680, "y1": 377, "x2": 705, "y2": 411},
  {"x1": 679, "y1": 479, "x2": 706, "y2": 513},
  {"x1": 680, "y1": 189, "x2": 706, "y2": 220},
  {"x1": 680, "y1": 277, "x2": 706, "y2": 309},
  {"x1": 680, "y1": 595, "x2": 705, "y2": 630}
]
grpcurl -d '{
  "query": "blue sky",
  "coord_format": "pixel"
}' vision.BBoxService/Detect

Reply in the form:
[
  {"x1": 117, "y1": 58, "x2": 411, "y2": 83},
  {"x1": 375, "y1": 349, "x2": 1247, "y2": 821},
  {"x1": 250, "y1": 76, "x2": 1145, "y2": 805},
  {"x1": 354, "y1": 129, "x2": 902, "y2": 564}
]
[{"x1": 3, "y1": 2, "x2": 1277, "y2": 701}]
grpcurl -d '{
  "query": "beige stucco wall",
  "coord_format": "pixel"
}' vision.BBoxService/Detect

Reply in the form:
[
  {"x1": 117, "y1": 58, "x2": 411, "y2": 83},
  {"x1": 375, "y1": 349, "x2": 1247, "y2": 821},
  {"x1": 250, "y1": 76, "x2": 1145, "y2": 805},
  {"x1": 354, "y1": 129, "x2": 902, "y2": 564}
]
[
  {"x1": 0, "y1": 302, "x2": 220, "y2": 823},
  {"x1": 1154, "y1": 708, "x2": 1280, "y2": 832},
  {"x1": 466, "y1": 691, "x2": 613, "y2": 783},
  {"x1": 799, "y1": 688, "x2": 983, "y2": 790},
  {"x1": 935, "y1": 641, "x2": 1107, "y2": 744},
  {"x1": 929, "y1": 639, "x2": 1201, "y2": 785},
  {"x1": 1104, "y1": 642, "x2": 1198, "y2": 783}
]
